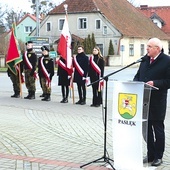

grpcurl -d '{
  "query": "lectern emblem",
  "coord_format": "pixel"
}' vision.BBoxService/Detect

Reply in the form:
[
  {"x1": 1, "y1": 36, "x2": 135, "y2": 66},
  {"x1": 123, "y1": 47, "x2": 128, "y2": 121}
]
[{"x1": 118, "y1": 93, "x2": 137, "y2": 119}]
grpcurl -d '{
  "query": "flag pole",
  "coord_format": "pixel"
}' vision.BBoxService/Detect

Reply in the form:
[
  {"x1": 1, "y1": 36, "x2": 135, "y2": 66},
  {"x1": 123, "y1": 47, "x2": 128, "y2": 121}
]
[
  {"x1": 64, "y1": 4, "x2": 68, "y2": 15},
  {"x1": 18, "y1": 63, "x2": 23, "y2": 98},
  {"x1": 70, "y1": 67, "x2": 75, "y2": 104},
  {"x1": 64, "y1": 4, "x2": 75, "y2": 104}
]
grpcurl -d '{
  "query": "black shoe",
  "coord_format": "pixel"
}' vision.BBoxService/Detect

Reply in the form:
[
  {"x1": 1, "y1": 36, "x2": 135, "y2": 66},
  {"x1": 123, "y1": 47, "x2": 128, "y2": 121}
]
[
  {"x1": 42, "y1": 97, "x2": 50, "y2": 101},
  {"x1": 29, "y1": 95, "x2": 35, "y2": 100},
  {"x1": 63, "y1": 98, "x2": 68, "y2": 103},
  {"x1": 42, "y1": 95, "x2": 50, "y2": 101},
  {"x1": 151, "y1": 159, "x2": 162, "y2": 166},
  {"x1": 24, "y1": 95, "x2": 30, "y2": 99},
  {"x1": 40, "y1": 93, "x2": 45, "y2": 97},
  {"x1": 75, "y1": 100, "x2": 82, "y2": 104},
  {"x1": 60, "y1": 98, "x2": 65, "y2": 103},
  {"x1": 90, "y1": 104, "x2": 95, "y2": 107},
  {"x1": 80, "y1": 101, "x2": 86, "y2": 105},
  {"x1": 95, "y1": 104, "x2": 100, "y2": 107},
  {"x1": 11, "y1": 94, "x2": 20, "y2": 98},
  {"x1": 143, "y1": 156, "x2": 154, "y2": 163}
]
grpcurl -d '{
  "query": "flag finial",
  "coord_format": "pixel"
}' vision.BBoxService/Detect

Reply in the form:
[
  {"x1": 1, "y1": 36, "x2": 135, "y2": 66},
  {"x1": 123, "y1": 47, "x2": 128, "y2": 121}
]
[{"x1": 64, "y1": 4, "x2": 68, "y2": 13}]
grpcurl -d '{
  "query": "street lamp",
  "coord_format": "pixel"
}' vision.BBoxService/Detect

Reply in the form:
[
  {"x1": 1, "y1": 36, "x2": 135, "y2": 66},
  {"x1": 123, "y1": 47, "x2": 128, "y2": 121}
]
[
  {"x1": 36, "y1": 0, "x2": 40, "y2": 36},
  {"x1": 32, "y1": 0, "x2": 40, "y2": 36}
]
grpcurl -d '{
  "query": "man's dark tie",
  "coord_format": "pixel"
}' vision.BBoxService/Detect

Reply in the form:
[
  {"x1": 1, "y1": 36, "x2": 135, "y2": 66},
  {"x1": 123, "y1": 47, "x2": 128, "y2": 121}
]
[{"x1": 150, "y1": 58, "x2": 154, "y2": 64}]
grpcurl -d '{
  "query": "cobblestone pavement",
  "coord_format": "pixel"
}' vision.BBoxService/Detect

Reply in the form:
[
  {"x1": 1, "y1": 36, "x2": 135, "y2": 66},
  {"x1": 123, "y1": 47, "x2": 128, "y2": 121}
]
[{"x1": 0, "y1": 67, "x2": 170, "y2": 170}]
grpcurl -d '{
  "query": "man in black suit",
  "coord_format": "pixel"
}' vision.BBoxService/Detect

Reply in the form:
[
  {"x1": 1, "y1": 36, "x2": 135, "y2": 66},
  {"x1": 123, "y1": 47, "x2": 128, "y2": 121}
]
[
  {"x1": 133, "y1": 38, "x2": 170, "y2": 166},
  {"x1": 73, "y1": 45, "x2": 89, "y2": 105}
]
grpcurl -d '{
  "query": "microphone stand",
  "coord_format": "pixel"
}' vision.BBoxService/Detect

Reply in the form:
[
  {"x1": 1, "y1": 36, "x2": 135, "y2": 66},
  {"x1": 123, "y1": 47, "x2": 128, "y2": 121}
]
[{"x1": 80, "y1": 60, "x2": 141, "y2": 170}]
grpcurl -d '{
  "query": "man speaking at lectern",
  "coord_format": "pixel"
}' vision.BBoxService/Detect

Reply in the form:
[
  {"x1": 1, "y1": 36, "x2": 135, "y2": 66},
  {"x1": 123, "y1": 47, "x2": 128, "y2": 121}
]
[{"x1": 133, "y1": 38, "x2": 170, "y2": 166}]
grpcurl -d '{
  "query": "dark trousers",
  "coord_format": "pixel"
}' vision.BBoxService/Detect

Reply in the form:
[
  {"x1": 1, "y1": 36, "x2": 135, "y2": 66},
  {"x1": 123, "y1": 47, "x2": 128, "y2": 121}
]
[
  {"x1": 147, "y1": 120, "x2": 165, "y2": 159},
  {"x1": 61, "y1": 85, "x2": 69, "y2": 99},
  {"x1": 9, "y1": 73, "x2": 20, "y2": 92},
  {"x1": 77, "y1": 83, "x2": 86, "y2": 101},
  {"x1": 92, "y1": 84, "x2": 102, "y2": 105},
  {"x1": 25, "y1": 70, "x2": 36, "y2": 92}
]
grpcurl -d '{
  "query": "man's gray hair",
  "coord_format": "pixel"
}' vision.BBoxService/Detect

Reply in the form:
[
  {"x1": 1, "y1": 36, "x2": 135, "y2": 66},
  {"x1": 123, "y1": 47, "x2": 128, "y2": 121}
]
[{"x1": 149, "y1": 37, "x2": 163, "y2": 50}]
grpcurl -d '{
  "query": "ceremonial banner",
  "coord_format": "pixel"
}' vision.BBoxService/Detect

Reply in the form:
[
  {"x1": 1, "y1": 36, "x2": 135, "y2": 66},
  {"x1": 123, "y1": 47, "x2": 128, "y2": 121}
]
[{"x1": 112, "y1": 81, "x2": 150, "y2": 170}]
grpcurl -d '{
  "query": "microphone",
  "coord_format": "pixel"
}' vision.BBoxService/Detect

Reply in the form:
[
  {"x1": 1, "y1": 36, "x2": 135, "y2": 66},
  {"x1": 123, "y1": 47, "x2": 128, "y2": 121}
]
[{"x1": 135, "y1": 55, "x2": 147, "y2": 63}]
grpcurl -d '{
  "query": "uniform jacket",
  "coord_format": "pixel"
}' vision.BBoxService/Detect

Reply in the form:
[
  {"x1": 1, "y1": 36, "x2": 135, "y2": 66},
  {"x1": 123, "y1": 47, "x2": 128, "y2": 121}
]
[
  {"x1": 73, "y1": 52, "x2": 89, "y2": 84},
  {"x1": 23, "y1": 49, "x2": 37, "y2": 73},
  {"x1": 133, "y1": 53, "x2": 170, "y2": 120},
  {"x1": 38, "y1": 55, "x2": 54, "y2": 80}
]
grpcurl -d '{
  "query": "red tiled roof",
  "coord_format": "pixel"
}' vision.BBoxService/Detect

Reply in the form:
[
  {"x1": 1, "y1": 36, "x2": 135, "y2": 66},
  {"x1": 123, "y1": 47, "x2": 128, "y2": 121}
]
[
  {"x1": 50, "y1": 0, "x2": 98, "y2": 14},
  {"x1": 49, "y1": 0, "x2": 169, "y2": 40},
  {"x1": 139, "y1": 6, "x2": 170, "y2": 37}
]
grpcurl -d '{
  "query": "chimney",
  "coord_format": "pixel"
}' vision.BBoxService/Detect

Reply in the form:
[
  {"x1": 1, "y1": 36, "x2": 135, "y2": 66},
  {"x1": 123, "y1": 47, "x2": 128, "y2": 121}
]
[{"x1": 140, "y1": 5, "x2": 148, "y2": 10}]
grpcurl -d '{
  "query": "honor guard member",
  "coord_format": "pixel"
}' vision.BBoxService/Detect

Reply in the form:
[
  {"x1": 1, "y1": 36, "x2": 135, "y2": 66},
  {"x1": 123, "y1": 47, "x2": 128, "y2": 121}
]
[
  {"x1": 7, "y1": 63, "x2": 23, "y2": 98},
  {"x1": 89, "y1": 46, "x2": 105, "y2": 107},
  {"x1": 23, "y1": 41, "x2": 37, "y2": 99},
  {"x1": 38, "y1": 46, "x2": 54, "y2": 101},
  {"x1": 73, "y1": 45, "x2": 89, "y2": 105},
  {"x1": 56, "y1": 56, "x2": 72, "y2": 103}
]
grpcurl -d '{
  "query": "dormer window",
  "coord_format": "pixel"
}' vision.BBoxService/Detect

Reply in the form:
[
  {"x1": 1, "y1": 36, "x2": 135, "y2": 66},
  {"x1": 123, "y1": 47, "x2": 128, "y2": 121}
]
[{"x1": 150, "y1": 13, "x2": 165, "y2": 29}]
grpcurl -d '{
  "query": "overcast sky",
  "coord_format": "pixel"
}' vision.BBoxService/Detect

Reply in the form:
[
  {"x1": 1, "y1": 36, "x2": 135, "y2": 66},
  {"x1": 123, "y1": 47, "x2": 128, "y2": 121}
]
[
  {"x1": 129, "y1": 0, "x2": 170, "y2": 7},
  {"x1": 0, "y1": 0, "x2": 170, "y2": 13},
  {"x1": 0, "y1": 0, "x2": 65, "y2": 12}
]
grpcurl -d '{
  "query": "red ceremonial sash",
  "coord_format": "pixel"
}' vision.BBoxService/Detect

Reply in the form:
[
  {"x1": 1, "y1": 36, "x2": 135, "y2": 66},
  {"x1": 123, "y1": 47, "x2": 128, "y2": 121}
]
[
  {"x1": 56, "y1": 59, "x2": 72, "y2": 75},
  {"x1": 89, "y1": 55, "x2": 101, "y2": 76},
  {"x1": 40, "y1": 57, "x2": 51, "y2": 88},
  {"x1": 73, "y1": 56, "x2": 84, "y2": 77},
  {"x1": 24, "y1": 51, "x2": 38, "y2": 79},
  {"x1": 89, "y1": 55, "x2": 104, "y2": 91}
]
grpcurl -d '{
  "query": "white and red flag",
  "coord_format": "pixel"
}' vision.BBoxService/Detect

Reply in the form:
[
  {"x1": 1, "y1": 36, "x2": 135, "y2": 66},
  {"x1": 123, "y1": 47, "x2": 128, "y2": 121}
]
[{"x1": 57, "y1": 15, "x2": 72, "y2": 73}]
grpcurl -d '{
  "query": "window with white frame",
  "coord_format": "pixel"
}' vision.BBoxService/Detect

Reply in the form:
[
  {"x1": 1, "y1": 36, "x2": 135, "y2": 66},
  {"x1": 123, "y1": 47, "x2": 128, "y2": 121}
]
[
  {"x1": 96, "y1": 44, "x2": 104, "y2": 55},
  {"x1": 140, "y1": 44, "x2": 145, "y2": 56},
  {"x1": 46, "y1": 22, "x2": 51, "y2": 31},
  {"x1": 95, "y1": 19, "x2": 101, "y2": 29},
  {"x1": 25, "y1": 26, "x2": 32, "y2": 33},
  {"x1": 78, "y1": 18, "x2": 87, "y2": 29},
  {"x1": 59, "y1": 19, "x2": 64, "y2": 30},
  {"x1": 129, "y1": 44, "x2": 134, "y2": 56},
  {"x1": 103, "y1": 25, "x2": 107, "y2": 35}
]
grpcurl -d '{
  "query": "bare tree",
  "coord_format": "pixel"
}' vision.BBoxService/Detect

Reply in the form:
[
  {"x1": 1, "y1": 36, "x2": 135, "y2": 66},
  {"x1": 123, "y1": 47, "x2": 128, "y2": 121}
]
[
  {"x1": 31, "y1": 0, "x2": 56, "y2": 15},
  {"x1": 4, "y1": 10, "x2": 25, "y2": 30},
  {"x1": 0, "y1": 4, "x2": 8, "y2": 33}
]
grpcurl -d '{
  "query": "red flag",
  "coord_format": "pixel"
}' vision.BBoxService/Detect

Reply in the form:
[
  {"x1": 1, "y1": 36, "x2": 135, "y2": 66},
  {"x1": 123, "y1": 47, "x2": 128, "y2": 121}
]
[
  {"x1": 58, "y1": 15, "x2": 72, "y2": 70},
  {"x1": 6, "y1": 29, "x2": 22, "y2": 75}
]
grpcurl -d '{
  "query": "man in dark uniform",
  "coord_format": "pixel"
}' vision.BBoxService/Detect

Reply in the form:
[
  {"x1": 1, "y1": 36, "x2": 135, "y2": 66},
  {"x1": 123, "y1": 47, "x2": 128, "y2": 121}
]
[
  {"x1": 73, "y1": 45, "x2": 89, "y2": 105},
  {"x1": 38, "y1": 46, "x2": 54, "y2": 101},
  {"x1": 134, "y1": 38, "x2": 170, "y2": 166},
  {"x1": 7, "y1": 66, "x2": 21, "y2": 98},
  {"x1": 23, "y1": 41, "x2": 37, "y2": 99}
]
